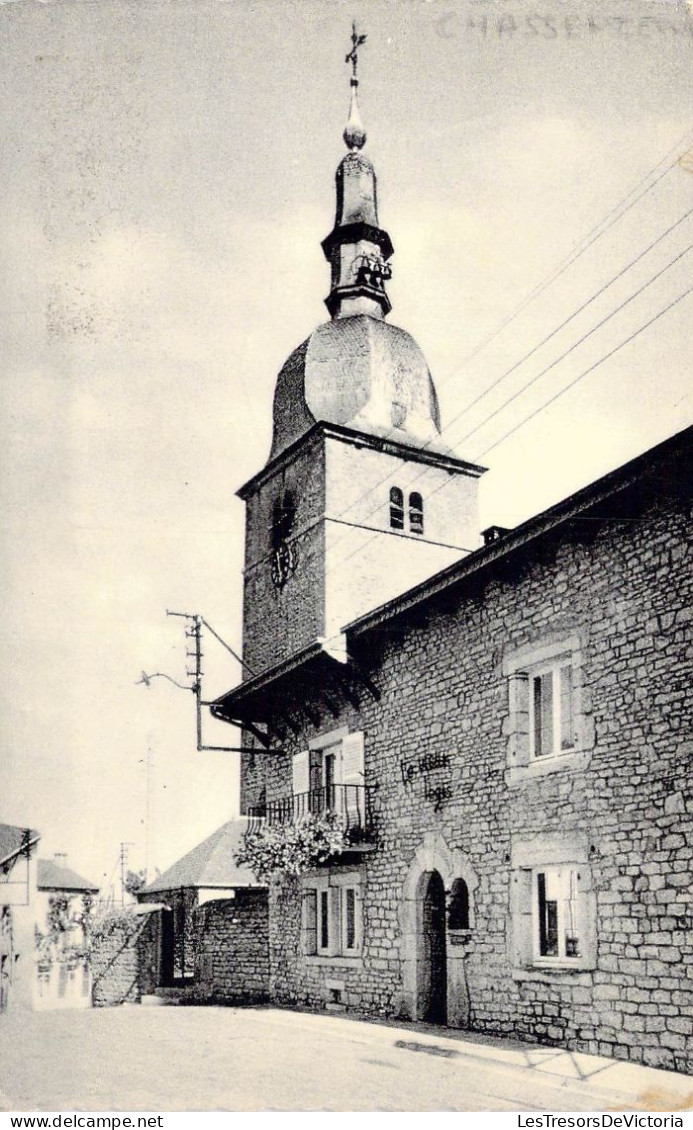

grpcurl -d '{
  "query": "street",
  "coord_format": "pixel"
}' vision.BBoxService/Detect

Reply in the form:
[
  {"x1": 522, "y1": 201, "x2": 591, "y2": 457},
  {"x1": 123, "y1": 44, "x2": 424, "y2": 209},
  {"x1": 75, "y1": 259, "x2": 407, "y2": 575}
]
[{"x1": 1, "y1": 1006, "x2": 692, "y2": 1112}]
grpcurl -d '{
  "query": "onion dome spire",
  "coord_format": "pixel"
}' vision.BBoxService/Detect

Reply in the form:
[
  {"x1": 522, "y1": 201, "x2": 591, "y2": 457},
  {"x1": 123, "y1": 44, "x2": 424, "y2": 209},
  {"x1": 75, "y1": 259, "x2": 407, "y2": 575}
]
[{"x1": 321, "y1": 23, "x2": 394, "y2": 320}]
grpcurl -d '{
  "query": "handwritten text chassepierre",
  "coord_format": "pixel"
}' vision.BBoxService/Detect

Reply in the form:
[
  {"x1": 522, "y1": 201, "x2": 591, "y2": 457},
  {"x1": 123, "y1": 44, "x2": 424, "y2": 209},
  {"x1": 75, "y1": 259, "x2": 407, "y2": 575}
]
[{"x1": 435, "y1": 10, "x2": 693, "y2": 40}]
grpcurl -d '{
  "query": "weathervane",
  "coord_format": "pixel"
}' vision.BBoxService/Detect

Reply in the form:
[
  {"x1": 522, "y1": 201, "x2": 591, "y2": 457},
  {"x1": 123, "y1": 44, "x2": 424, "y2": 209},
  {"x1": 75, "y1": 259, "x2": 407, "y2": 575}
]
[
  {"x1": 345, "y1": 20, "x2": 366, "y2": 88},
  {"x1": 343, "y1": 22, "x2": 367, "y2": 150}
]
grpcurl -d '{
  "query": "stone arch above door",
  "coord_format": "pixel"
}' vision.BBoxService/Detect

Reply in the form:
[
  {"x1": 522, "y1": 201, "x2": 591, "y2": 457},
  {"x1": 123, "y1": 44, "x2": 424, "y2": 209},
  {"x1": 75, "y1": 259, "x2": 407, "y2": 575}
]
[{"x1": 398, "y1": 832, "x2": 479, "y2": 1027}]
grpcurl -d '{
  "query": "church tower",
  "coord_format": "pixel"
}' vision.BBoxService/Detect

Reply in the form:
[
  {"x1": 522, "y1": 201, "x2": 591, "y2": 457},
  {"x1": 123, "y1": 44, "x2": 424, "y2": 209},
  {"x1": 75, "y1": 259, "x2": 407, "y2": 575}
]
[{"x1": 239, "y1": 29, "x2": 485, "y2": 677}]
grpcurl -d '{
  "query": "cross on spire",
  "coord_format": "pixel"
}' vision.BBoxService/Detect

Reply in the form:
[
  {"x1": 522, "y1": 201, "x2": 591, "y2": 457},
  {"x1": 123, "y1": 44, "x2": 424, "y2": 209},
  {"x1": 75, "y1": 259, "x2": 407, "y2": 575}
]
[{"x1": 345, "y1": 20, "x2": 366, "y2": 87}]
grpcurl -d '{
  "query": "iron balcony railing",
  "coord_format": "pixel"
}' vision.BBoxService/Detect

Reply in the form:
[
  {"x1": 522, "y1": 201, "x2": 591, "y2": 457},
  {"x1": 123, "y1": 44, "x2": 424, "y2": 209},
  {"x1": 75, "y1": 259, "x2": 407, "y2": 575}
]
[{"x1": 248, "y1": 784, "x2": 372, "y2": 842}]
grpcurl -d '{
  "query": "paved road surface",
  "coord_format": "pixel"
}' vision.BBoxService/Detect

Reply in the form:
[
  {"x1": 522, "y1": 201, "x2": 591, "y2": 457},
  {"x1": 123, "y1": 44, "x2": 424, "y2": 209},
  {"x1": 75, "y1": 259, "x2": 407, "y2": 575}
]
[{"x1": 1, "y1": 1006, "x2": 691, "y2": 1112}]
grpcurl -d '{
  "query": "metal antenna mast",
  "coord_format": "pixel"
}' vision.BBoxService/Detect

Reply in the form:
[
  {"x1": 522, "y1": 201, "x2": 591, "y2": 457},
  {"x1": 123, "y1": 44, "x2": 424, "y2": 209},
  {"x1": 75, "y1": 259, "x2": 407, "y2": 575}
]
[{"x1": 119, "y1": 841, "x2": 134, "y2": 905}]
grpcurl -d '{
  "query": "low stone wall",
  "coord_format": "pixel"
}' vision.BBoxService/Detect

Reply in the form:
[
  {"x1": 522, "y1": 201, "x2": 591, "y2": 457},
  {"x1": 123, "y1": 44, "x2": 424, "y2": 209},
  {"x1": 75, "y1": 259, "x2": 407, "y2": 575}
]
[
  {"x1": 90, "y1": 911, "x2": 158, "y2": 1007},
  {"x1": 193, "y1": 891, "x2": 269, "y2": 1004}
]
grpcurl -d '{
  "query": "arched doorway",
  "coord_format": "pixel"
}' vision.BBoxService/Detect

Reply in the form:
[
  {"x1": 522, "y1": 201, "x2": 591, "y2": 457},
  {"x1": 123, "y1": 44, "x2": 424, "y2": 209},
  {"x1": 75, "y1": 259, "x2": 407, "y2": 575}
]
[
  {"x1": 400, "y1": 834, "x2": 478, "y2": 1027},
  {"x1": 418, "y1": 870, "x2": 447, "y2": 1025}
]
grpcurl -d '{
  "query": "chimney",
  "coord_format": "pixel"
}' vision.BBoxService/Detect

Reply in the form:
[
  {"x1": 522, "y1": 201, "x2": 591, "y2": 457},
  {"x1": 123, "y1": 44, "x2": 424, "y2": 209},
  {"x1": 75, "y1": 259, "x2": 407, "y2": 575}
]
[{"x1": 482, "y1": 525, "x2": 511, "y2": 547}]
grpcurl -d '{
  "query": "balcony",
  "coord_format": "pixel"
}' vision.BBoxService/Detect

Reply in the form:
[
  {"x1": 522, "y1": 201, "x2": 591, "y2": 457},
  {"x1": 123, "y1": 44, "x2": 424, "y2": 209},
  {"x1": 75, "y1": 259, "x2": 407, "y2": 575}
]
[{"x1": 247, "y1": 784, "x2": 374, "y2": 847}]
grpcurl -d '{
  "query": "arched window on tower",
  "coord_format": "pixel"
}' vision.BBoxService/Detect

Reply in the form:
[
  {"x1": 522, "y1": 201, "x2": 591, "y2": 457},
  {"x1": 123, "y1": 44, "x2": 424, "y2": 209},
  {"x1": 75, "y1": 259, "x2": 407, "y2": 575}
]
[
  {"x1": 409, "y1": 492, "x2": 424, "y2": 535},
  {"x1": 389, "y1": 487, "x2": 404, "y2": 530},
  {"x1": 271, "y1": 491, "x2": 296, "y2": 549},
  {"x1": 448, "y1": 878, "x2": 470, "y2": 931}
]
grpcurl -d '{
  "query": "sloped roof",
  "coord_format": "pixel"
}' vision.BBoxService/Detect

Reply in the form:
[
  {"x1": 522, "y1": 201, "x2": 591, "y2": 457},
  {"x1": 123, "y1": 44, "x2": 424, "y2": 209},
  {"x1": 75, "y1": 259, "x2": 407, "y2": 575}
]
[
  {"x1": 37, "y1": 859, "x2": 99, "y2": 893},
  {"x1": 348, "y1": 424, "x2": 693, "y2": 639},
  {"x1": 140, "y1": 818, "x2": 263, "y2": 894},
  {"x1": 0, "y1": 823, "x2": 40, "y2": 869}
]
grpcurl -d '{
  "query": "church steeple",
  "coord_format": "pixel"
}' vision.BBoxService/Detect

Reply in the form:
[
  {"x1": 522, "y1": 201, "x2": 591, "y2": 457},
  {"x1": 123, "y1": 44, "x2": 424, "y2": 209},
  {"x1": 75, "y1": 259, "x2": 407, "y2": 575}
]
[
  {"x1": 321, "y1": 24, "x2": 393, "y2": 320},
  {"x1": 236, "y1": 26, "x2": 484, "y2": 679}
]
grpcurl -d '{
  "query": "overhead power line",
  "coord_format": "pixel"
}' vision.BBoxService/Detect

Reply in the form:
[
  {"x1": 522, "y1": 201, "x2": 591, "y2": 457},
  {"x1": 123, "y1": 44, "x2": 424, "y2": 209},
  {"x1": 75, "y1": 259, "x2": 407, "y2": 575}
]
[
  {"x1": 322, "y1": 180, "x2": 693, "y2": 542},
  {"x1": 433, "y1": 126, "x2": 693, "y2": 395},
  {"x1": 453, "y1": 242, "x2": 692, "y2": 450},
  {"x1": 324, "y1": 231, "x2": 692, "y2": 564},
  {"x1": 473, "y1": 286, "x2": 693, "y2": 461},
  {"x1": 441, "y1": 208, "x2": 693, "y2": 435},
  {"x1": 331, "y1": 284, "x2": 692, "y2": 576}
]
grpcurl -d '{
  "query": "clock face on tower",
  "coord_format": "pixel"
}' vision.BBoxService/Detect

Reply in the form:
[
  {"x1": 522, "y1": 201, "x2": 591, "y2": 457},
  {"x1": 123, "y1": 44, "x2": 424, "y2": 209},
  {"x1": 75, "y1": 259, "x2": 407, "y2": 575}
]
[
  {"x1": 270, "y1": 540, "x2": 298, "y2": 590},
  {"x1": 270, "y1": 491, "x2": 298, "y2": 590}
]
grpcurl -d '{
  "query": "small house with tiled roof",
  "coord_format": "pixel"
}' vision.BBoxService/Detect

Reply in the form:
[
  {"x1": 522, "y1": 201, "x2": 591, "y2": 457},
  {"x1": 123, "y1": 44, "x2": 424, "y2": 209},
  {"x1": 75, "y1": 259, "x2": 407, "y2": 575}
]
[
  {"x1": 1, "y1": 827, "x2": 99, "y2": 1012},
  {"x1": 37, "y1": 857, "x2": 100, "y2": 895},
  {"x1": 137, "y1": 818, "x2": 267, "y2": 1003},
  {"x1": 34, "y1": 854, "x2": 99, "y2": 1011}
]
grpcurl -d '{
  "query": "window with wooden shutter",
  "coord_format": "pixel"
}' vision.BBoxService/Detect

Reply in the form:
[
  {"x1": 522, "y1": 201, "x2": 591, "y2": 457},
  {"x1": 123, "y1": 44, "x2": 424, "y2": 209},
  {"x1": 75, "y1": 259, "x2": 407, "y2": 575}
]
[
  {"x1": 292, "y1": 750, "x2": 310, "y2": 816},
  {"x1": 340, "y1": 732, "x2": 365, "y2": 828},
  {"x1": 559, "y1": 665, "x2": 575, "y2": 750},
  {"x1": 341, "y1": 887, "x2": 361, "y2": 953},
  {"x1": 510, "y1": 834, "x2": 596, "y2": 973},
  {"x1": 301, "y1": 868, "x2": 365, "y2": 960},
  {"x1": 504, "y1": 635, "x2": 590, "y2": 782},
  {"x1": 509, "y1": 868, "x2": 534, "y2": 969},
  {"x1": 530, "y1": 662, "x2": 577, "y2": 759},
  {"x1": 302, "y1": 890, "x2": 317, "y2": 956}
]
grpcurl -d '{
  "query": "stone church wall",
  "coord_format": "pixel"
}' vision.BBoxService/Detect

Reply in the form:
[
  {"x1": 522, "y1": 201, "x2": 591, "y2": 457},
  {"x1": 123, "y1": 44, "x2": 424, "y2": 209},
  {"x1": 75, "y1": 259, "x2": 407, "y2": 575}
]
[{"x1": 242, "y1": 435, "x2": 326, "y2": 676}]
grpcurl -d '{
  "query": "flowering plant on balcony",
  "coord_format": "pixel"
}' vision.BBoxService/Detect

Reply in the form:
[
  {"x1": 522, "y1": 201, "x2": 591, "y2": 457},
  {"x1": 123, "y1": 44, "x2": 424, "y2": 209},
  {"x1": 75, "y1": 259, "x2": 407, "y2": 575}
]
[{"x1": 234, "y1": 812, "x2": 349, "y2": 883}]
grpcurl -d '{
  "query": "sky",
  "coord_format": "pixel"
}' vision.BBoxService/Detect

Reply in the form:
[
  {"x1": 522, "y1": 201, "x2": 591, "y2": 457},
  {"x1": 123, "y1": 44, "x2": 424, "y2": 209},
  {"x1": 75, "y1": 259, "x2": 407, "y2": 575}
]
[{"x1": 1, "y1": 0, "x2": 691, "y2": 895}]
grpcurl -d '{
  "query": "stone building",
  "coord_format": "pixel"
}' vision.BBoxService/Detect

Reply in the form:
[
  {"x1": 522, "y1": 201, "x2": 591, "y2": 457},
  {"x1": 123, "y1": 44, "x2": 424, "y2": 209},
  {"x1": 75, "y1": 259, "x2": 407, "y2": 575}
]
[
  {"x1": 209, "y1": 58, "x2": 692, "y2": 1073},
  {"x1": 136, "y1": 818, "x2": 268, "y2": 1005}
]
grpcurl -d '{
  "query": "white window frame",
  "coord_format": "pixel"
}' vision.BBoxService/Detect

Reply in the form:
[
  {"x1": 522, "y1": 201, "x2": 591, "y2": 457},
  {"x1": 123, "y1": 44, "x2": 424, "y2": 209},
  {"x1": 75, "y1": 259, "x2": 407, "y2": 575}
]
[
  {"x1": 528, "y1": 656, "x2": 576, "y2": 761},
  {"x1": 509, "y1": 833, "x2": 596, "y2": 978},
  {"x1": 503, "y1": 632, "x2": 593, "y2": 784},
  {"x1": 532, "y1": 865, "x2": 582, "y2": 966},
  {"x1": 301, "y1": 868, "x2": 364, "y2": 961}
]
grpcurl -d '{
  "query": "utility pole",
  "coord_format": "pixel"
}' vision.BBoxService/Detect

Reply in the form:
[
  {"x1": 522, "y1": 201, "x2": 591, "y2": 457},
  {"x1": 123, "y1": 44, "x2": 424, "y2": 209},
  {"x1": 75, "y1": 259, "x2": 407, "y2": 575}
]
[
  {"x1": 119, "y1": 841, "x2": 133, "y2": 905},
  {"x1": 139, "y1": 746, "x2": 154, "y2": 883},
  {"x1": 136, "y1": 611, "x2": 272, "y2": 753}
]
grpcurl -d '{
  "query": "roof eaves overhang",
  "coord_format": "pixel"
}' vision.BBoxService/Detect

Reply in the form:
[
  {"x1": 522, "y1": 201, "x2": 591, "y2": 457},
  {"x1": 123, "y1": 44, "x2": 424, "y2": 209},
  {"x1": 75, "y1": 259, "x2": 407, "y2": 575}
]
[
  {"x1": 346, "y1": 425, "x2": 693, "y2": 640},
  {"x1": 0, "y1": 832, "x2": 41, "y2": 871},
  {"x1": 211, "y1": 639, "x2": 324, "y2": 723},
  {"x1": 37, "y1": 884, "x2": 99, "y2": 894},
  {"x1": 211, "y1": 638, "x2": 379, "y2": 737},
  {"x1": 236, "y1": 421, "x2": 486, "y2": 500}
]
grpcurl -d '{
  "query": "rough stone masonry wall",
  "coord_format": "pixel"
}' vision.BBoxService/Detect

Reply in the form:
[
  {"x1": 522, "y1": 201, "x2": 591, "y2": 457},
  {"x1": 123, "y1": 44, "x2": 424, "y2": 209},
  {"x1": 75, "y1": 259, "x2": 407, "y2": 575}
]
[
  {"x1": 91, "y1": 913, "x2": 158, "y2": 1007},
  {"x1": 258, "y1": 470, "x2": 692, "y2": 1074},
  {"x1": 192, "y1": 890, "x2": 269, "y2": 1004},
  {"x1": 242, "y1": 434, "x2": 326, "y2": 677}
]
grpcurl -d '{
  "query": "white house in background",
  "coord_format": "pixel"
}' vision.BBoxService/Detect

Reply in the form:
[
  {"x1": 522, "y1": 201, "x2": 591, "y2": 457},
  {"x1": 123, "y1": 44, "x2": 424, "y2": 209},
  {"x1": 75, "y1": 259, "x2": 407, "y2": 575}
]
[
  {"x1": 0, "y1": 823, "x2": 41, "y2": 1013},
  {"x1": 35, "y1": 855, "x2": 100, "y2": 1010}
]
